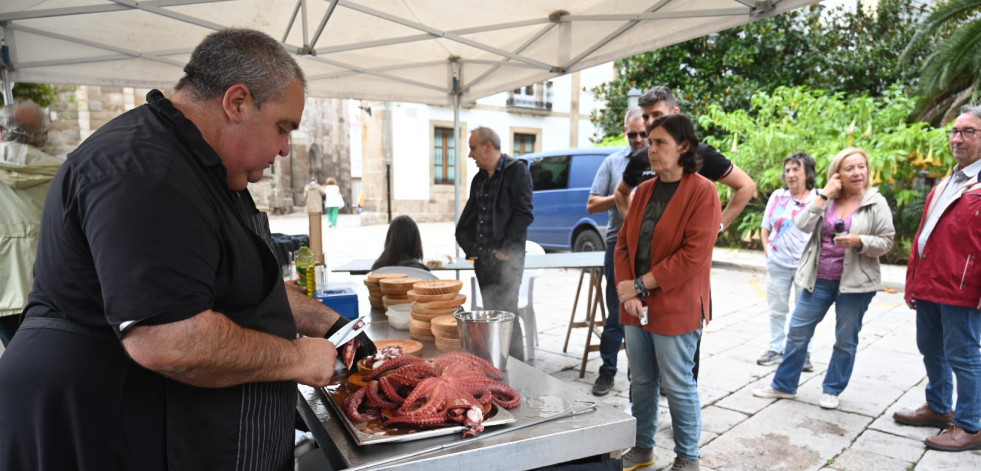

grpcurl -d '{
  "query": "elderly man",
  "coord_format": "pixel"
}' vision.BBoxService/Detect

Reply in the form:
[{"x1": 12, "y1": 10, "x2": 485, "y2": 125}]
[
  {"x1": 586, "y1": 106, "x2": 646, "y2": 396},
  {"x1": 0, "y1": 101, "x2": 63, "y2": 346},
  {"x1": 456, "y1": 126, "x2": 534, "y2": 361},
  {"x1": 0, "y1": 29, "x2": 372, "y2": 470},
  {"x1": 895, "y1": 105, "x2": 981, "y2": 452}
]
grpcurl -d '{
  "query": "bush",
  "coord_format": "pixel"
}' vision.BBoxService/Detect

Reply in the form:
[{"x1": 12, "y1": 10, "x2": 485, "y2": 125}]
[{"x1": 699, "y1": 85, "x2": 950, "y2": 265}]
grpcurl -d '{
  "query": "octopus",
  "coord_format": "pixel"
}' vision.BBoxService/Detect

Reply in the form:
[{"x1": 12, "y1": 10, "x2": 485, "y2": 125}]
[{"x1": 342, "y1": 352, "x2": 521, "y2": 437}]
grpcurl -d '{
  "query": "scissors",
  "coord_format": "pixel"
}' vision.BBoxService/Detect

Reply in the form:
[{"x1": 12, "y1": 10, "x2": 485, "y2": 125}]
[{"x1": 326, "y1": 316, "x2": 369, "y2": 348}]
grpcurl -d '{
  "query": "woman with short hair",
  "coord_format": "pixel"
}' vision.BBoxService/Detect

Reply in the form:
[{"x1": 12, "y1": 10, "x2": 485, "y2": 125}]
[{"x1": 616, "y1": 114, "x2": 720, "y2": 471}]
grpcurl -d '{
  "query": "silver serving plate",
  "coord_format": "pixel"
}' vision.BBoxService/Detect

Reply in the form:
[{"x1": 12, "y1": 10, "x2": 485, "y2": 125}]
[{"x1": 322, "y1": 378, "x2": 516, "y2": 446}]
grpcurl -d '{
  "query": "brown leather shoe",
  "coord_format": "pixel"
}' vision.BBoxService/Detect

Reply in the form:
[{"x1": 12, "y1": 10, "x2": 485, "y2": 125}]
[
  {"x1": 893, "y1": 404, "x2": 954, "y2": 428},
  {"x1": 924, "y1": 424, "x2": 981, "y2": 451}
]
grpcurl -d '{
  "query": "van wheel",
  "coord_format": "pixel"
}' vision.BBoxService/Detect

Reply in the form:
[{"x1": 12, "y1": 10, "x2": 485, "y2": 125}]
[{"x1": 573, "y1": 230, "x2": 604, "y2": 252}]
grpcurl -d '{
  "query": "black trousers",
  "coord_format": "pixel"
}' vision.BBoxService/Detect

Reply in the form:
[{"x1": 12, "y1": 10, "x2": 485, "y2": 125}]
[{"x1": 474, "y1": 256, "x2": 526, "y2": 362}]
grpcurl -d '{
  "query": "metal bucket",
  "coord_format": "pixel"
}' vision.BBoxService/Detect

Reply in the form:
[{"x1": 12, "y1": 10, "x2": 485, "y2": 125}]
[{"x1": 454, "y1": 310, "x2": 515, "y2": 371}]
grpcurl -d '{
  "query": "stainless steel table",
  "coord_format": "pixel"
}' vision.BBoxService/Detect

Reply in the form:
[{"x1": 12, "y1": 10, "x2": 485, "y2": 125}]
[{"x1": 297, "y1": 306, "x2": 634, "y2": 470}]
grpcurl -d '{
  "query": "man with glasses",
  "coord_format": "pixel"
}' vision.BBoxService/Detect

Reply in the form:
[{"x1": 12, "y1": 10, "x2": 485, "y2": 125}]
[
  {"x1": 895, "y1": 105, "x2": 981, "y2": 451},
  {"x1": 586, "y1": 106, "x2": 647, "y2": 396}
]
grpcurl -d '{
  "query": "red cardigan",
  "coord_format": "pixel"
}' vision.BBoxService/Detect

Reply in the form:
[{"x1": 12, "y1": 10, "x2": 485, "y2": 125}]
[{"x1": 614, "y1": 172, "x2": 721, "y2": 335}]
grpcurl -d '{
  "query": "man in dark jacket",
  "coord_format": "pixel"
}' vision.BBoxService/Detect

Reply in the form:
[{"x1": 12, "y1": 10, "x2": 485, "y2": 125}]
[{"x1": 456, "y1": 126, "x2": 534, "y2": 361}]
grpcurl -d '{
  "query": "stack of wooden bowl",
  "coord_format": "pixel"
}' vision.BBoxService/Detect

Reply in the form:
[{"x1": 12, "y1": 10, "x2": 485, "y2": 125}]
[
  {"x1": 407, "y1": 280, "x2": 466, "y2": 342},
  {"x1": 430, "y1": 315, "x2": 462, "y2": 352},
  {"x1": 379, "y1": 277, "x2": 422, "y2": 308},
  {"x1": 363, "y1": 273, "x2": 407, "y2": 309}
]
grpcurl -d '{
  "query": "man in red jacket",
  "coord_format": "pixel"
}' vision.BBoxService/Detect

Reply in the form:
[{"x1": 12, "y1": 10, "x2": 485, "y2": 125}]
[{"x1": 896, "y1": 105, "x2": 981, "y2": 451}]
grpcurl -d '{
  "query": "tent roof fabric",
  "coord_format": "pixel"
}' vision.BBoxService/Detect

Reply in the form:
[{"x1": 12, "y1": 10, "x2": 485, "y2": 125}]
[{"x1": 0, "y1": 0, "x2": 817, "y2": 105}]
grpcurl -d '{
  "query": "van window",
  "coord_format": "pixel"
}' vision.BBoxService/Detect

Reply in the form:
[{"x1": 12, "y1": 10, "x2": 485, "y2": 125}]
[{"x1": 529, "y1": 155, "x2": 570, "y2": 191}]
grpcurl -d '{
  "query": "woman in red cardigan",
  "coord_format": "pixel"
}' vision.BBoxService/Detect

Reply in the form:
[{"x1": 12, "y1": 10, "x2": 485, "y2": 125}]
[{"x1": 615, "y1": 114, "x2": 721, "y2": 471}]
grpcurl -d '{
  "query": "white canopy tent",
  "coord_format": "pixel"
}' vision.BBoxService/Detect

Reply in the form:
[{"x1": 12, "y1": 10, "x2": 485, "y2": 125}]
[
  {"x1": 0, "y1": 0, "x2": 817, "y2": 105},
  {"x1": 0, "y1": 0, "x2": 817, "y2": 221}
]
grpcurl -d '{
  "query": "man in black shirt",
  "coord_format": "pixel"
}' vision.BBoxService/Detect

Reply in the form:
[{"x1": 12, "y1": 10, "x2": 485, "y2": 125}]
[
  {"x1": 615, "y1": 86, "x2": 756, "y2": 231},
  {"x1": 0, "y1": 29, "x2": 370, "y2": 470},
  {"x1": 456, "y1": 126, "x2": 534, "y2": 361}
]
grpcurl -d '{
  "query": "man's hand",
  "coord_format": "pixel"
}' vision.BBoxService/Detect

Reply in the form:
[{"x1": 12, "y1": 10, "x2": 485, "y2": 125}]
[
  {"x1": 292, "y1": 337, "x2": 338, "y2": 387},
  {"x1": 491, "y1": 249, "x2": 510, "y2": 261},
  {"x1": 906, "y1": 298, "x2": 916, "y2": 310},
  {"x1": 717, "y1": 165, "x2": 756, "y2": 231}
]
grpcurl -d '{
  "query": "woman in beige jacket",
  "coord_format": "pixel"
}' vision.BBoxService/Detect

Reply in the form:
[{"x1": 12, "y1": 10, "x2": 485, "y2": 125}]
[{"x1": 754, "y1": 147, "x2": 894, "y2": 410}]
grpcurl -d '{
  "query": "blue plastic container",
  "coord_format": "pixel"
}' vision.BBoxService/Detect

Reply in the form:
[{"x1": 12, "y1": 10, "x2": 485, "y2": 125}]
[{"x1": 315, "y1": 282, "x2": 359, "y2": 319}]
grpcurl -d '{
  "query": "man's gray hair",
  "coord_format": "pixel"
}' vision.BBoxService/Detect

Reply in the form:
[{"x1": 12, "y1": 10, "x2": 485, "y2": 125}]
[
  {"x1": 624, "y1": 106, "x2": 643, "y2": 127},
  {"x1": 472, "y1": 126, "x2": 501, "y2": 150},
  {"x1": 175, "y1": 28, "x2": 306, "y2": 109},
  {"x1": 960, "y1": 104, "x2": 981, "y2": 120},
  {"x1": 638, "y1": 86, "x2": 678, "y2": 109},
  {"x1": 0, "y1": 101, "x2": 48, "y2": 147}
]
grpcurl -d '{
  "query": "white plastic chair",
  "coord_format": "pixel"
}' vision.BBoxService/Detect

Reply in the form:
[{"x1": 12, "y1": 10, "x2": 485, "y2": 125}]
[
  {"x1": 470, "y1": 241, "x2": 545, "y2": 360},
  {"x1": 369, "y1": 266, "x2": 439, "y2": 281}
]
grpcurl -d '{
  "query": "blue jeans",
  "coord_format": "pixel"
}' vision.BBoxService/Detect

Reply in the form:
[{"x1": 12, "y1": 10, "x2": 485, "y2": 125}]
[
  {"x1": 915, "y1": 299, "x2": 981, "y2": 431},
  {"x1": 598, "y1": 241, "x2": 623, "y2": 377},
  {"x1": 765, "y1": 258, "x2": 811, "y2": 354},
  {"x1": 771, "y1": 279, "x2": 875, "y2": 395},
  {"x1": 625, "y1": 324, "x2": 701, "y2": 460}
]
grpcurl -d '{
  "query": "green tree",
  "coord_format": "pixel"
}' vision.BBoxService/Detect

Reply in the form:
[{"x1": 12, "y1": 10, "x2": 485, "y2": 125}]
[
  {"x1": 0, "y1": 83, "x2": 60, "y2": 107},
  {"x1": 701, "y1": 85, "x2": 949, "y2": 264},
  {"x1": 590, "y1": 0, "x2": 929, "y2": 140},
  {"x1": 904, "y1": 0, "x2": 981, "y2": 124}
]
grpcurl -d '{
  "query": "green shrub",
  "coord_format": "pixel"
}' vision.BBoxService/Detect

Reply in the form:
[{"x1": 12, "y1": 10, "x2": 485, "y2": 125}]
[{"x1": 699, "y1": 85, "x2": 950, "y2": 264}]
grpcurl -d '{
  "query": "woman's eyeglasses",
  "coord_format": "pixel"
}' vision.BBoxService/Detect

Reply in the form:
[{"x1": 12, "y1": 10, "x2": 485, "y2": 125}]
[{"x1": 626, "y1": 131, "x2": 648, "y2": 139}]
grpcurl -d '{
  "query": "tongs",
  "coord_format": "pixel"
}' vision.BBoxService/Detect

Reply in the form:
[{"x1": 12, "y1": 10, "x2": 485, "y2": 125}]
[{"x1": 326, "y1": 316, "x2": 369, "y2": 348}]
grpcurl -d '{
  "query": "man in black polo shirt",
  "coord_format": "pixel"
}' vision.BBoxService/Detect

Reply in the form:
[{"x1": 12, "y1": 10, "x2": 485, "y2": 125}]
[
  {"x1": 0, "y1": 29, "x2": 371, "y2": 470},
  {"x1": 456, "y1": 127, "x2": 534, "y2": 361},
  {"x1": 615, "y1": 86, "x2": 756, "y2": 229}
]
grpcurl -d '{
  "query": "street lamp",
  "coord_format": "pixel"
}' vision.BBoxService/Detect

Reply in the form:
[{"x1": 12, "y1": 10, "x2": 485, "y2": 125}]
[{"x1": 626, "y1": 86, "x2": 641, "y2": 109}]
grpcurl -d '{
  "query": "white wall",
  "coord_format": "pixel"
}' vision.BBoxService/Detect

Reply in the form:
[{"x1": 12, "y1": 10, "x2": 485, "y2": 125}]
[{"x1": 379, "y1": 62, "x2": 615, "y2": 202}]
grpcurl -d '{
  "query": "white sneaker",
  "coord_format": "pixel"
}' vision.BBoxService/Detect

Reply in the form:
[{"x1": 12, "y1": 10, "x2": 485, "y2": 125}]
[
  {"x1": 752, "y1": 387, "x2": 796, "y2": 399},
  {"x1": 819, "y1": 393, "x2": 840, "y2": 409}
]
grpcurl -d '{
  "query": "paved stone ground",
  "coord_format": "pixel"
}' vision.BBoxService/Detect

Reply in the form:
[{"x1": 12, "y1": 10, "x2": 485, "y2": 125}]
[
  {"x1": 286, "y1": 215, "x2": 979, "y2": 471},
  {"x1": 7, "y1": 214, "x2": 976, "y2": 470}
]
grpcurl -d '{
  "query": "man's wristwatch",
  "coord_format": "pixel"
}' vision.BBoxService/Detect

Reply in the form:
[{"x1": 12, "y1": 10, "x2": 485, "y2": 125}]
[{"x1": 818, "y1": 192, "x2": 829, "y2": 200}]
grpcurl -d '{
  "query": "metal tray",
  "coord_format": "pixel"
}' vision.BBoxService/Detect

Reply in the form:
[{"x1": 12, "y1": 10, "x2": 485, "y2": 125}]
[{"x1": 321, "y1": 374, "x2": 516, "y2": 446}]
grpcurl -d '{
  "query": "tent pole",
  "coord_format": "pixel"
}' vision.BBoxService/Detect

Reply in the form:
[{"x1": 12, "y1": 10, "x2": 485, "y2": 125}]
[
  {"x1": 0, "y1": 68, "x2": 11, "y2": 105},
  {"x1": 451, "y1": 59, "x2": 462, "y2": 265},
  {"x1": 0, "y1": 25, "x2": 11, "y2": 105}
]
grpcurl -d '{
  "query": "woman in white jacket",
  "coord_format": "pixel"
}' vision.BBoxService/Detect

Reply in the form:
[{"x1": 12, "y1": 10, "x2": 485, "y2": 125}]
[
  {"x1": 323, "y1": 177, "x2": 345, "y2": 227},
  {"x1": 754, "y1": 147, "x2": 894, "y2": 410}
]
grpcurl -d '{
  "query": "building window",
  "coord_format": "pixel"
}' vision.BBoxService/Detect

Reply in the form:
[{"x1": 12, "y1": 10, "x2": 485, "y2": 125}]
[
  {"x1": 434, "y1": 127, "x2": 456, "y2": 184},
  {"x1": 514, "y1": 133, "x2": 536, "y2": 157},
  {"x1": 506, "y1": 81, "x2": 554, "y2": 112}
]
